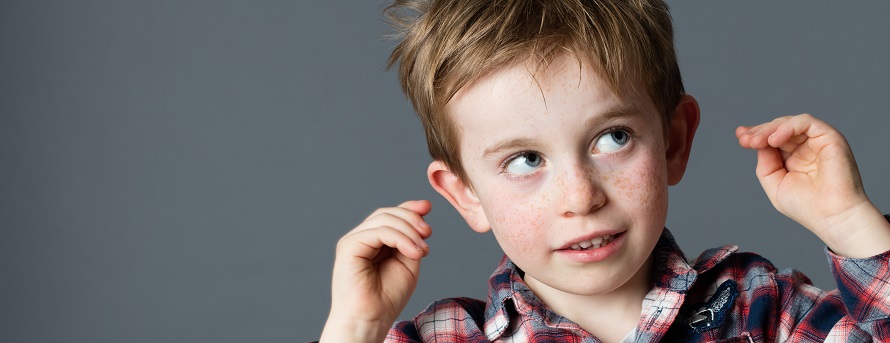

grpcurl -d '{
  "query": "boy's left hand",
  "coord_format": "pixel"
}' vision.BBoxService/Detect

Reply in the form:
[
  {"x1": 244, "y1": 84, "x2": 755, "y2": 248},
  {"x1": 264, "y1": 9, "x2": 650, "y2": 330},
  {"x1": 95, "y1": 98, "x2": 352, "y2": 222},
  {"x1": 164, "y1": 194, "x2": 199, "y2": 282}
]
[{"x1": 737, "y1": 114, "x2": 890, "y2": 258}]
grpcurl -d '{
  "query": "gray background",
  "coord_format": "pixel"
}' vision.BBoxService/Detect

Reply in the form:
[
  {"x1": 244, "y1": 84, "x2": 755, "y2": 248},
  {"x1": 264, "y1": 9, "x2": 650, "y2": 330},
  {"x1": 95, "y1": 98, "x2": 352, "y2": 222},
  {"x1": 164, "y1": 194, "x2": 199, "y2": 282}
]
[{"x1": 1, "y1": 1, "x2": 888, "y2": 342}]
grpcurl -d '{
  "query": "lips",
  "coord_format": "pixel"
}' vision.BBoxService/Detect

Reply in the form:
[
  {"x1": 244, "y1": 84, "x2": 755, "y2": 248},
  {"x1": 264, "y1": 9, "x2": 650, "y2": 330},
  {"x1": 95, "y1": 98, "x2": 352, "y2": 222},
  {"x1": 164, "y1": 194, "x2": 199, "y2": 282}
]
[
  {"x1": 569, "y1": 234, "x2": 615, "y2": 250},
  {"x1": 555, "y1": 230, "x2": 627, "y2": 263},
  {"x1": 557, "y1": 230, "x2": 625, "y2": 251}
]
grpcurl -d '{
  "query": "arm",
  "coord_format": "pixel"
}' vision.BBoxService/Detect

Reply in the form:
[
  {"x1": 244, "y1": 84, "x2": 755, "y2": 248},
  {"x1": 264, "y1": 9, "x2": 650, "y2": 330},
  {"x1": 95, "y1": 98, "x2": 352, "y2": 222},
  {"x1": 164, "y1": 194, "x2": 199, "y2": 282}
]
[
  {"x1": 736, "y1": 113, "x2": 890, "y2": 258},
  {"x1": 318, "y1": 200, "x2": 432, "y2": 343},
  {"x1": 737, "y1": 114, "x2": 890, "y2": 339}
]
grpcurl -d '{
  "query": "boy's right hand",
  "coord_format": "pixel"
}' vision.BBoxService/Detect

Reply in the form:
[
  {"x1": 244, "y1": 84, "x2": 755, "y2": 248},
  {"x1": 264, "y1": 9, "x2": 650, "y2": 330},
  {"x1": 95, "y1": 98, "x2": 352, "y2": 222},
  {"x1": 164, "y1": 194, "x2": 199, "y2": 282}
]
[{"x1": 319, "y1": 200, "x2": 432, "y2": 343}]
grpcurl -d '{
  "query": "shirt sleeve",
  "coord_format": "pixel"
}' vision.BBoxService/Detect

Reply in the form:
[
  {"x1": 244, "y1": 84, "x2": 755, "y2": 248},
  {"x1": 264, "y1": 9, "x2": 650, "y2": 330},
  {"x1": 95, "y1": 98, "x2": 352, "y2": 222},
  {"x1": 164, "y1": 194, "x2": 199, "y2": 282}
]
[
  {"x1": 384, "y1": 320, "x2": 423, "y2": 343},
  {"x1": 773, "y1": 247, "x2": 890, "y2": 341},
  {"x1": 825, "y1": 246, "x2": 890, "y2": 339}
]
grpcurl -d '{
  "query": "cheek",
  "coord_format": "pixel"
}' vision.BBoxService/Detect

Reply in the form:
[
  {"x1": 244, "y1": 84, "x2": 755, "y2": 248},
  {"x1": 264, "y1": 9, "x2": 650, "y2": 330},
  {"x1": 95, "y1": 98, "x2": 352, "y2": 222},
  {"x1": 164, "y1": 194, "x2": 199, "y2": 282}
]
[
  {"x1": 483, "y1": 192, "x2": 547, "y2": 255},
  {"x1": 610, "y1": 155, "x2": 668, "y2": 216}
]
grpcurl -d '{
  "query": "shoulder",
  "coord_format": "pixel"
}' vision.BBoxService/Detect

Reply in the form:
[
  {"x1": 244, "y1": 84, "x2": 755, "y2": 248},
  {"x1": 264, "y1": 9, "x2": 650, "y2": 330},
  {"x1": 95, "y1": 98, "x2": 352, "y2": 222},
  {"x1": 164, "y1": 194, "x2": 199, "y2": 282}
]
[
  {"x1": 691, "y1": 245, "x2": 820, "y2": 289},
  {"x1": 685, "y1": 247, "x2": 779, "y2": 302},
  {"x1": 688, "y1": 245, "x2": 830, "y2": 307},
  {"x1": 690, "y1": 246, "x2": 838, "y2": 318},
  {"x1": 667, "y1": 245, "x2": 858, "y2": 341},
  {"x1": 414, "y1": 297, "x2": 487, "y2": 323},
  {"x1": 691, "y1": 245, "x2": 779, "y2": 277},
  {"x1": 388, "y1": 297, "x2": 488, "y2": 342}
]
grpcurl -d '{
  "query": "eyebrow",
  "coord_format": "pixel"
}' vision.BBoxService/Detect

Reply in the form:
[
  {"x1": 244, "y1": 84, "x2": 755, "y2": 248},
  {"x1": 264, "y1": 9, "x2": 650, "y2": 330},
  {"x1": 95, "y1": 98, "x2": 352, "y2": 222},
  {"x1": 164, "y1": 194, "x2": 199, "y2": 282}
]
[{"x1": 480, "y1": 104, "x2": 644, "y2": 160}]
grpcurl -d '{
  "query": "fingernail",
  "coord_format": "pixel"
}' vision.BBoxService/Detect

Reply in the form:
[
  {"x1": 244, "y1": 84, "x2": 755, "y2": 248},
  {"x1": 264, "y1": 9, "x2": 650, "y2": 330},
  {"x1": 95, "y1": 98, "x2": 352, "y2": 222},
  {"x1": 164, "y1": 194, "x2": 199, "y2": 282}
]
[{"x1": 419, "y1": 221, "x2": 430, "y2": 229}]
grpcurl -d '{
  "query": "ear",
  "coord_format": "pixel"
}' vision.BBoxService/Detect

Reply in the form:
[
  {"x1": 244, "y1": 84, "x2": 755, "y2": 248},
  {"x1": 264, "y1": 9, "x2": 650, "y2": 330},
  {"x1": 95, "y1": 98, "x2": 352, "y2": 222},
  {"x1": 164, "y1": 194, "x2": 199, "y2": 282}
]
[
  {"x1": 427, "y1": 161, "x2": 491, "y2": 233},
  {"x1": 665, "y1": 94, "x2": 700, "y2": 185}
]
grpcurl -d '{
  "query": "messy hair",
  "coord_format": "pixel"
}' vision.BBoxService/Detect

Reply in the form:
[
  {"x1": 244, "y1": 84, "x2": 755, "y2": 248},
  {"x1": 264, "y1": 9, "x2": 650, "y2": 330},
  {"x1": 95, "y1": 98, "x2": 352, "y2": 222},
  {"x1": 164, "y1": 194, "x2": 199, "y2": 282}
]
[{"x1": 386, "y1": 0, "x2": 684, "y2": 185}]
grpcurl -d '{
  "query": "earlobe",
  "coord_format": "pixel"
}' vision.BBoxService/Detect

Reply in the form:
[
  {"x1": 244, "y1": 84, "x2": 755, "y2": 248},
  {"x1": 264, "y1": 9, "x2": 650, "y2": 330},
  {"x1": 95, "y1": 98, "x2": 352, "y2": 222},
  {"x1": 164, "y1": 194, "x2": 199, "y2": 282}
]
[
  {"x1": 665, "y1": 94, "x2": 700, "y2": 185},
  {"x1": 427, "y1": 161, "x2": 491, "y2": 233}
]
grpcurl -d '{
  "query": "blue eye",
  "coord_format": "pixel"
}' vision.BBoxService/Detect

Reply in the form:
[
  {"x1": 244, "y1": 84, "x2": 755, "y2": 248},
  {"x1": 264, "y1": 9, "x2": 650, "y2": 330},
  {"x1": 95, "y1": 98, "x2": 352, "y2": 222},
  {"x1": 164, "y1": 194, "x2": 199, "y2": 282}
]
[
  {"x1": 505, "y1": 152, "x2": 543, "y2": 175},
  {"x1": 594, "y1": 129, "x2": 630, "y2": 153}
]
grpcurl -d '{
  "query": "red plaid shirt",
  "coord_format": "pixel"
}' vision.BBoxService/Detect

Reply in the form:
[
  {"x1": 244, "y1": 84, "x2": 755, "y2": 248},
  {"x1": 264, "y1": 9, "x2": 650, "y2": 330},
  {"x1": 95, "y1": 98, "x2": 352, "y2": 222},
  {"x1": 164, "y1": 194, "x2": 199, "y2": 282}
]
[{"x1": 386, "y1": 228, "x2": 890, "y2": 342}]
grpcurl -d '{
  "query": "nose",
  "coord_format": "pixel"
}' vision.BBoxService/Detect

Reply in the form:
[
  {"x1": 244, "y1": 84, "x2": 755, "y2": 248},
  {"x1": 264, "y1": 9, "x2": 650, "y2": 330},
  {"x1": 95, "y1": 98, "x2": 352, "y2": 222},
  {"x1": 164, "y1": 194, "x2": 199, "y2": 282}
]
[{"x1": 559, "y1": 164, "x2": 606, "y2": 217}]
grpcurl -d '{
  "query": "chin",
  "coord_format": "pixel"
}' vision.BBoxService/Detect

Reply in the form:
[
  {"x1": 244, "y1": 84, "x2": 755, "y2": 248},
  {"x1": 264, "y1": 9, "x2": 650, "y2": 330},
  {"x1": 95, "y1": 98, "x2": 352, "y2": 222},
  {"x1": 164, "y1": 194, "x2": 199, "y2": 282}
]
[
  {"x1": 561, "y1": 283, "x2": 626, "y2": 296},
  {"x1": 543, "y1": 268, "x2": 638, "y2": 296},
  {"x1": 581, "y1": 276, "x2": 636, "y2": 295}
]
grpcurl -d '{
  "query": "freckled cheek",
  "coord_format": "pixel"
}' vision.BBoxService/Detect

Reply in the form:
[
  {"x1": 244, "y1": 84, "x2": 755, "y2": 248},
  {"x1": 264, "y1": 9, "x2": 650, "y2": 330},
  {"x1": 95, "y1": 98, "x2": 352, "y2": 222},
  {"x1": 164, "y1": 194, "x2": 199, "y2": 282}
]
[
  {"x1": 484, "y1": 195, "x2": 547, "y2": 255},
  {"x1": 637, "y1": 160, "x2": 669, "y2": 222},
  {"x1": 608, "y1": 156, "x2": 668, "y2": 215}
]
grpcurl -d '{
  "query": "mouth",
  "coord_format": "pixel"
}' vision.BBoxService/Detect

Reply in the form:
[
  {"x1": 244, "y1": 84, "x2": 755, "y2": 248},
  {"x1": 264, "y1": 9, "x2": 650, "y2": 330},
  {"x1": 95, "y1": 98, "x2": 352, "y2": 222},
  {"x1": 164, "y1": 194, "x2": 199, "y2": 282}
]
[{"x1": 559, "y1": 231, "x2": 625, "y2": 251}]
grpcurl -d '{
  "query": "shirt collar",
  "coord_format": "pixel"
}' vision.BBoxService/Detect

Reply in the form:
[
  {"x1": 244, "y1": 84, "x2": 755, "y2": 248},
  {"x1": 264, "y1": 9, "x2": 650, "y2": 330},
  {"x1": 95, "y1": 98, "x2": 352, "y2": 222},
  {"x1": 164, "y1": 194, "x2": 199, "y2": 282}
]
[{"x1": 481, "y1": 228, "x2": 738, "y2": 340}]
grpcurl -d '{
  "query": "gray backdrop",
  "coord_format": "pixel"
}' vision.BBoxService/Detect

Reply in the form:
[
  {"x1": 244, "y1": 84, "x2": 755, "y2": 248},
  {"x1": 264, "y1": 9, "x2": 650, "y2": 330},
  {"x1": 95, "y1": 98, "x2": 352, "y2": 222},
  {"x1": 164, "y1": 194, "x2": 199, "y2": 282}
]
[{"x1": 2, "y1": 1, "x2": 889, "y2": 342}]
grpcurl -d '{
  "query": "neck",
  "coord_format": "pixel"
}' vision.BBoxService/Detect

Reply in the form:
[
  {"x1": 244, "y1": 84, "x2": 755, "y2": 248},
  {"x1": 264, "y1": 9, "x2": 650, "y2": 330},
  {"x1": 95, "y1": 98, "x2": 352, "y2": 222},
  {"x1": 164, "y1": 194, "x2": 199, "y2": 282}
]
[{"x1": 526, "y1": 254, "x2": 654, "y2": 343}]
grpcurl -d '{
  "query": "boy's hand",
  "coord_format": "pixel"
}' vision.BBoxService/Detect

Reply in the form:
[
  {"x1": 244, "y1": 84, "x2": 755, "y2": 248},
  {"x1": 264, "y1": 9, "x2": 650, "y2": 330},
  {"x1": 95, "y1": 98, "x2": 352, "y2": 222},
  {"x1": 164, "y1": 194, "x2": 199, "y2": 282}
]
[
  {"x1": 319, "y1": 200, "x2": 432, "y2": 343},
  {"x1": 736, "y1": 114, "x2": 890, "y2": 258}
]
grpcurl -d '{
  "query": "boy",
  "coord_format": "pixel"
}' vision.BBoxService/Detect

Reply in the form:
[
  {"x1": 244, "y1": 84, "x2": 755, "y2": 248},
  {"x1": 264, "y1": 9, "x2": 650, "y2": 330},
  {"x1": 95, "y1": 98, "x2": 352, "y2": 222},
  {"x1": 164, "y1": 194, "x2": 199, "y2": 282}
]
[{"x1": 320, "y1": 0, "x2": 890, "y2": 342}]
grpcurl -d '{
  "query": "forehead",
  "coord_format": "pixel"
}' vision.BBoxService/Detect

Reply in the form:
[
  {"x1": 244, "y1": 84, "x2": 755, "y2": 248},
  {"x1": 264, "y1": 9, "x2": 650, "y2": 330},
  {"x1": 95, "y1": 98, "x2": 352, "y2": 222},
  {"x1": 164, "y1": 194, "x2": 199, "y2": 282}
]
[{"x1": 445, "y1": 55, "x2": 657, "y2": 154}]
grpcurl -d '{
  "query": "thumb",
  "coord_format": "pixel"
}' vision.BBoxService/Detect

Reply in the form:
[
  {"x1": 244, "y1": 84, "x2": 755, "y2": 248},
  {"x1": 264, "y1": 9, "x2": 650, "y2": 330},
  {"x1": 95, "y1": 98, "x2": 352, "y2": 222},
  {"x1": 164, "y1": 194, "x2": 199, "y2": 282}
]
[{"x1": 755, "y1": 147, "x2": 786, "y2": 192}]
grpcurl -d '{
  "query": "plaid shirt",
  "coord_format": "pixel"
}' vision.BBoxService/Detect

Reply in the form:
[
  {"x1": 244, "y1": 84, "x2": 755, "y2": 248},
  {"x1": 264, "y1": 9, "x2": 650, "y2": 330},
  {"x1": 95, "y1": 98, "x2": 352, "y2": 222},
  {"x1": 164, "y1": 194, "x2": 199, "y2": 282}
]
[{"x1": 386, "y1": 228, "x2": 890, "y2": 342}]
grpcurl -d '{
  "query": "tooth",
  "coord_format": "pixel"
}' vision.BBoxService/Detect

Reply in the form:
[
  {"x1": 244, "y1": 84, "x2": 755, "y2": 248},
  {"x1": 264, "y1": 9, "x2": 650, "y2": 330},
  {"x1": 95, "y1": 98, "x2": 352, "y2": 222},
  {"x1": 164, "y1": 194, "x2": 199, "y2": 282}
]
[
  {"x1": 571, "y1": 243, "x2": 580, "y2": 250},
  {"x1": 579, "y1": 241, "x2": 592, "y2": 249},
  {"x1": 590, "y1": 236, "x2": 603, "y2": 245},
  {"x1": 591, "y1": 244, "x2": 601, "y2": 249}
]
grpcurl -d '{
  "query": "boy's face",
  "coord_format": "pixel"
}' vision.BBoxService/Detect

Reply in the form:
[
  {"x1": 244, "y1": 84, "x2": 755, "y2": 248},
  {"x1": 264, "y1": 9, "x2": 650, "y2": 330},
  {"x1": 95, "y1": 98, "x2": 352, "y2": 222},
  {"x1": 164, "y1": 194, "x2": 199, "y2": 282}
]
[{"x1": 431, "y1": 54, "x2": 698, "y2": 298}]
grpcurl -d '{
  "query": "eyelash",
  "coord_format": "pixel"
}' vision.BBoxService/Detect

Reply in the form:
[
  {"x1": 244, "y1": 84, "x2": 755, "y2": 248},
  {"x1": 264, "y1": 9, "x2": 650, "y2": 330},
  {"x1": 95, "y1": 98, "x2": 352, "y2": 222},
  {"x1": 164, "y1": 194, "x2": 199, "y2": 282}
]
[
  {"x1": 595, "y1": 126, "x2": 636, "y2": 154},
  {"x1": 497, "y1": 125, "x2": 637, "y2": 180},
  {"x1": 498, "y1": 150, "x2": 544, "y2": 181}
]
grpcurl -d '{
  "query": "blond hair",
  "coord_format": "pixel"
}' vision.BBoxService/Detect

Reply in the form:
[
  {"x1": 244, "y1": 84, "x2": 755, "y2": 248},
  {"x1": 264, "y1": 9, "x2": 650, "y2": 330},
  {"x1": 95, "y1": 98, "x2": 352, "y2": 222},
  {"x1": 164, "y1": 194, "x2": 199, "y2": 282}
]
[{"x1": 386, "y1": 0, "x2": 684, "y2": 185}]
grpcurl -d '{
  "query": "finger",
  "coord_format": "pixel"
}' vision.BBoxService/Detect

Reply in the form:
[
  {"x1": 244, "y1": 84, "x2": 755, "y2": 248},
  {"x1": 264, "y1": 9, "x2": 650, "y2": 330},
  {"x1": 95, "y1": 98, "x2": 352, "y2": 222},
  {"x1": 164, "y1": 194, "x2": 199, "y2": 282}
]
[
  {"x1": 340, "y1": 226, "x2": 427, "y2": 261},
  {"x1": 365, "y1": 201, "x2": 433, "y2": 237},
  {"x1": 388, "y1": 203, "x2": 434, "y2": 238},
  {"x1": 735, "y1": 126, "x2": 751, "y2": 138},
  {"x1": 392, "y1": 245, "x2": 423, "y2": 277},
  {"x1": 766, "y1": 114, "x2": 828, "y2": 149},
  {"x1": 738, "y1": 122, "x2": 772, "y2": 149},
  {"x1": 364, "y1": 206, "x2": 432, "y2": 241},
  {"x1": 755, "y1": 147, "x2": 786, "y2": 200},
  {"x1": 739, "y1": 116, "x2": 793, "y2": 149},
  {"x1": 361, "y1": 212, "x2": 429, "y2": 251},
  {"x1": 738, "y1": 127, "x2": 768, "y2": 149},
  {"x1": 397, "y1": 199, "x2": 432, "y2": 217}
]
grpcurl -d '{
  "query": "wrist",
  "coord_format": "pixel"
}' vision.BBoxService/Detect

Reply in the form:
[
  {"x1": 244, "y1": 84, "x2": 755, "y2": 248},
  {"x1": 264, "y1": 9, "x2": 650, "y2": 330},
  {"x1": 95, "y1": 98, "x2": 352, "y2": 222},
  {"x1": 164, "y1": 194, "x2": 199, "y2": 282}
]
[
  {"x1": 320, "y1": 316, "x2": 392, "y2": 343},
  {"x1": 819, "y1": 203, "x2": 890, "y2": 258}
]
